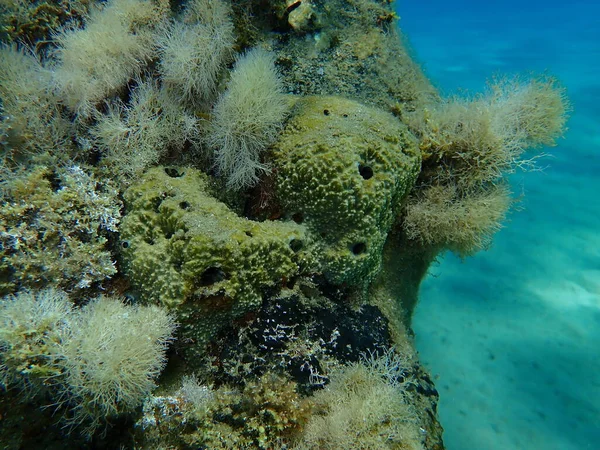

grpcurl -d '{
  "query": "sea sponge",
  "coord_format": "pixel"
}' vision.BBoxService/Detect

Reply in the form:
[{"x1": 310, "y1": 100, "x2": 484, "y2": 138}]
[
  {"x1": 206, "y1": 47, "x2": 290, "y2": 190},
  {"x1": 119, "y1": 166, "x2": 313, "y2": 351},
  {"x1": 272, "y1": 96, "x2": 421, "y2": 290},
  {"x1": 51, "y1": 0, "x2": 167, "y2": 117}
]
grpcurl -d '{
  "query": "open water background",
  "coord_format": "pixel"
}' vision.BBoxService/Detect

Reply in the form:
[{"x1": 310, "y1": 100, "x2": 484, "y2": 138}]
[{"x1": 400, "y1": 1, "x2": 600, "y2": 449}]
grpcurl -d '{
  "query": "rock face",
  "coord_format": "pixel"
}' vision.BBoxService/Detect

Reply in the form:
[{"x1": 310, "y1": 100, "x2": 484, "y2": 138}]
[
  {"x1": 134, "y1": 282, "x2": 444, "y2": 450},
  {"x1": 0, "y1": 0, "x2": 448, "y2": 445},
  {"x1": 116, "y1": 90, "x2": 440, "y2": 448}
]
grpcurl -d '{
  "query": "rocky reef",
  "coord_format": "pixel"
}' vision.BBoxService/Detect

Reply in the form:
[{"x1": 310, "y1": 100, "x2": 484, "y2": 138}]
[{"x1": 0, "y1": 0, "x2": 568, "y2": 448}]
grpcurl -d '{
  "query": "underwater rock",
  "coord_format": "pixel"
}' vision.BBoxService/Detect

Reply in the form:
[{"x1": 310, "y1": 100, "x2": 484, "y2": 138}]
[
  {"x1": 134, "y1": 279, "x2": 444, "y2": 449},
  {"x1": 271, "y1": 0, "x2": 437, "y2": 113},
  {"x1": 1, "y1": 0, "x2": 572, "y2": 447}
]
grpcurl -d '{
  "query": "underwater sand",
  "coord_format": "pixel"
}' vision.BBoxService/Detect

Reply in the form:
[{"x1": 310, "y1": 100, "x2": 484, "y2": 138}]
[{"x1": 400, "y1": 1, "x2": 600, "y2": 449}]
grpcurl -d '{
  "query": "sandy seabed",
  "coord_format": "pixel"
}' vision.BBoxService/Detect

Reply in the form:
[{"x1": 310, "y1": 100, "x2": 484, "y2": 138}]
[{"x1": 403, "y1": 2, "x2": 600, "y2": 449}]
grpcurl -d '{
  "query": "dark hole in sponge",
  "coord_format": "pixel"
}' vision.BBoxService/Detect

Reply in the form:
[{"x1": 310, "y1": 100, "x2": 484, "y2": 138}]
[
  {"x1": 292, "y1": 212, "x2": 304, "y2": 224},
  {"x1": 153, "y1": 192, "x2": 175, "y2": 213},
  {"x1": 164, "y1": 167, "x2": 184, "y2": 178},
  {"x1": 179, "y1": 201, "x2": 190, "y2": 210},
  {"x1": 323, "y1": 109, "x2": 330, "y2": 116},
  {"x1": 43, "y1": 170, "x2": 62, "y2": 192},
  {"x1": 152, "y1": 196, "x2": 163, "y2": 213},
  {"x1": 200, "y1": 267, "x2": 228, "y2": 286},
  {"x1": 290, "y1": 239, "x2": 303, "y2": 252},
  {"x1": 121, "y1": 241, "x2": 129, "y2": 249},
  {"x1": 358, "y1": 164, "x2": 373, "y2": 180},
  {"x1": 351, "y1": 242, "x2": 367, "y2": 255}
]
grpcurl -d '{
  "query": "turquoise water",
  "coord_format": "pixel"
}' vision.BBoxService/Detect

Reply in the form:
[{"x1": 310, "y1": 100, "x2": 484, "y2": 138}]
[{"x1": 400, "y1": 2, "x2": 600, "y2": 449}]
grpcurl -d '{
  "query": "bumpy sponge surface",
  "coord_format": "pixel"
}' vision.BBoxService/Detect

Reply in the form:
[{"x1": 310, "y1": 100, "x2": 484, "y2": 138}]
[
  {"x1": 272, "y1": 96, "x2": 421, "y2": 287},
  {"x1": 120, "y1": 167, "x2": 312, "y2": 347}
]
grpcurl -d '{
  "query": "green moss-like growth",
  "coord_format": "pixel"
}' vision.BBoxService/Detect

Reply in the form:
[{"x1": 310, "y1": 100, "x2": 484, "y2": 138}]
[
  {"x1": 137, "y1": 351, "x2": 426, "y2": 450},
  {"x1": 59, "y1": 295, "x2": 175, "y2": 436},
  {"x1": 270, "y1": 0, "x2": 437, "y2": 114},
  {"x1": 0, "y1": 46, "x2": 73, "y2": 166},
  {"x1": 138, "y1": 372, "x2": 314, "y2": 449},
  {"x1": 0, "y1": 288, "x2": 71, "y2": 390},
  {"x1": 0, "y1": 289, "x2": 175, "y2": 438},
  {"x1": 120, "y1": 166, "x2": 314, "y2": 349},
  {"x1": 295, "y1": 350, "x2": 424, "y2": 450},
  {"x1": 0, "y1": 165, "x2": 120, "y2": 294},
  {"x1": 272, "y1": 96, "x2": 421, "y2": 290},
  {"x1": 0, "y1": 0, "x2": 89, "y2": 47}
]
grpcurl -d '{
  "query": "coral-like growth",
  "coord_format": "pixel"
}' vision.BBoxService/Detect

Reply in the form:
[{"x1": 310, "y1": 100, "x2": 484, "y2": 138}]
[
  {"x1": 157, "y1": 0, "x2": 234, "y2": 106},
  {"x1": 179, "y1": 374, "x2": 214, "y2": 410},
  {"x1": 487, "y1": 76, "x2": 568, "y2": 147},
  {"x1": 51, "y1": 0, "x2": 167, "y2": 117},
  {"x1": 138, "y1": 372, "x2": 313, "y2": 449},
  {"x1": 0, "y1": 289, "x2": 175, "y2": 437},
  {"x1": 400, "y1": 76, "x2": 568, "y2": 257},
  {"x1": 0, "y1": 165, "x2": 121, "y2": 294},
  {"x1": 403, "y1": 183, "x2": 512, "y2": 256},
  {"x1": 0, "y1": 0, "x2": 89, "y2": 46},
  {"x1": 412, "y1": 76, "x2": 569, "y2": 190},
  {"x1": 58, "y1": 296, "x2": 175, "y2": 435},
  {"x1": 206, "y1": 47, "x2": 289, "y2": 189},
  {"x1": 211, "y1": 373, "x2": 313, "y2": 448},
  {"x1": 185, "y1": 0, "x2": 233, "y2": 27}
]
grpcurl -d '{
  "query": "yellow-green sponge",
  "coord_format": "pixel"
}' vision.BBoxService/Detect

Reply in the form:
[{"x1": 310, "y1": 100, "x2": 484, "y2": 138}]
[
  {"x1": 272, "y1": 96, "x2": 421, "y2": 289},
  {"x1": 120, "y1": 167, "x2": 313, "y2": 348}
]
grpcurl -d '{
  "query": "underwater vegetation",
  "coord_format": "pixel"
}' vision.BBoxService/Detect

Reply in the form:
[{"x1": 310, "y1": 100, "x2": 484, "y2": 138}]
[
  {"x1": 0, "y1": 0, "x2": 568, "y2": 448},
  {"x1": 0, "y1": 289, "x2": 175, "y2": 436}
]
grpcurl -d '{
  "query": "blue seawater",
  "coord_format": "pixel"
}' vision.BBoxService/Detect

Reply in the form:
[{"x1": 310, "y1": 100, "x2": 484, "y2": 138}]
[{"x1": 399, "y1": 1, "x2": 600, "y2": 449}]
